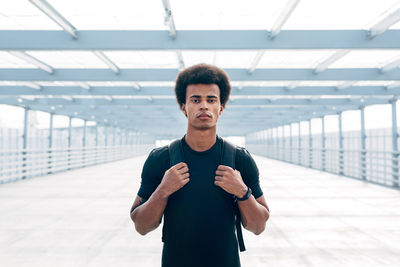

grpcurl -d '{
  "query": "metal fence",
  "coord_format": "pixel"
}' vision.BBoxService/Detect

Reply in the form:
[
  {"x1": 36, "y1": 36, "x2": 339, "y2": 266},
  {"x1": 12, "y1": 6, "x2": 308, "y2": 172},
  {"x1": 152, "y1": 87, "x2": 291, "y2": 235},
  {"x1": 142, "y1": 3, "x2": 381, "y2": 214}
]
[
  {"x1": 246, "y1": 127, "x2": 399, "y2": 189},
  {"x1": 0, "y1": 144, "x2": 154, "y2": 184}
]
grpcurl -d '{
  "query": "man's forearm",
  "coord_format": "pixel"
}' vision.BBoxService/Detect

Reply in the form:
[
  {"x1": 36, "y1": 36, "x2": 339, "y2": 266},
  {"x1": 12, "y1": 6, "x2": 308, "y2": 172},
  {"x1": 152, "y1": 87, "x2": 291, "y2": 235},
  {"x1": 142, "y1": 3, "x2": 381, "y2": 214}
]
[
  {"x1": 238, "y1": 196, "x2": 269, "y2": 235},
  {"x1": 131, "y1": 188, "x2": 169, "y2": 235}
]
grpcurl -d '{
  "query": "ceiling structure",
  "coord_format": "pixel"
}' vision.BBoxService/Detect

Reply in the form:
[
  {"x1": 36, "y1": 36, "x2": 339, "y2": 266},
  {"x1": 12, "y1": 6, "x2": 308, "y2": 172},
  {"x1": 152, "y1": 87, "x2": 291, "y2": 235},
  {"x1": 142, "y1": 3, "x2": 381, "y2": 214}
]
[{"x1": 1, "y1": 0, "x2": 400, "y2": 138}]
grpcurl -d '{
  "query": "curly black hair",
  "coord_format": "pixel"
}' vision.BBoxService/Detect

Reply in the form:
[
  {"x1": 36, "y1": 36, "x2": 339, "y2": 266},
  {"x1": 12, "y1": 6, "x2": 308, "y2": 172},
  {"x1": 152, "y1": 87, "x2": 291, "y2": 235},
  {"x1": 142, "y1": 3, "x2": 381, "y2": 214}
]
[{"x1": 174, "y1": 63, "x2": 232, "y2": 107}]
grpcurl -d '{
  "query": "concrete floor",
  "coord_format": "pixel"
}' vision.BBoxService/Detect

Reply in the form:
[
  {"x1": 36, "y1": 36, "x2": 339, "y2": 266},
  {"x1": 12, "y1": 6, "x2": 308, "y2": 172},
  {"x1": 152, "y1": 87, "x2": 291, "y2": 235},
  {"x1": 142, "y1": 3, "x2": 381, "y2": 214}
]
[{"x1": 1, "y1": 154, "x2": 400, "y2": 267}]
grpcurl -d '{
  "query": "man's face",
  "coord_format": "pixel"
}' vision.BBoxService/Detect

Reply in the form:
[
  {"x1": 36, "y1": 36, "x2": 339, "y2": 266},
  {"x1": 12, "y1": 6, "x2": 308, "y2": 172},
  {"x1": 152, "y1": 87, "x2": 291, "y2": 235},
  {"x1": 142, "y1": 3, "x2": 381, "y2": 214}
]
[{"x1": 181, "y1": 83, "x2": 224, "y2": 131}]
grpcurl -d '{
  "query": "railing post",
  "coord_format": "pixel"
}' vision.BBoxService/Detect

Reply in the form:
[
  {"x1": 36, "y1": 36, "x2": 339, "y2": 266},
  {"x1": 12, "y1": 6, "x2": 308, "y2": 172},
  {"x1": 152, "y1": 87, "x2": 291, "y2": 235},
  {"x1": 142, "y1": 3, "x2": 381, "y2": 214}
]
[
  {"x1": 282, "y1": 125, "x2": 286, "y2": 161},
  {"x1": 298, "y1": 121, "x2": 302, "y2": 165},
  {"x1": 47, "y1": 113, "x2": 53, "y2": 174},
  {"x1": 322, "y1": 116, "x2": 326, "y2": 171},
  {"x1": 360, "y1": 107, "x2": 367, "y2": 180},
  {"x1": 289, "y1": 123, "x2": 293, "y2": 163},
  {"x1": 338, "y1": 112, "x2": 344, "y2": 175},
  {"x1": 22, "y1": 107, "x2": 29, "y2": 179},
  {"x1": 276, "y1": 127, "x2": 280, "y2": 159},
  {"x1": 309, "y1": 120, "x2": 313, "y2": 168},
  {"x1": 67, "y1": 116, "x2": 72, "y2": 170},
  {"x1": 82, "y1": 120, "x2": 87, "y2": 167},
  {"x1": 95, "y1": 123, "x2": 98, "y2": 164},
  {"x1": 391, "y1": 99, "x2": 399, "y2": 187}
]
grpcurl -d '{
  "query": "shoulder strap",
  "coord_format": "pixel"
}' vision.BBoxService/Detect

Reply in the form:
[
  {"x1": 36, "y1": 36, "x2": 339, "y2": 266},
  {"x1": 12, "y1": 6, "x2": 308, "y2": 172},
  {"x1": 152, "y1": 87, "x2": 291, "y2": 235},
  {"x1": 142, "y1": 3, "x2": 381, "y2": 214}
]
[
  {"x1": 220, "y1": 138, "x2": 236, "y2": 169},
  {"x1": 168, "y1": 138, "x2": 185, "y2": 166},
  {"x1": 221, "y1": 138, "x2": 246, "y2": 252}
]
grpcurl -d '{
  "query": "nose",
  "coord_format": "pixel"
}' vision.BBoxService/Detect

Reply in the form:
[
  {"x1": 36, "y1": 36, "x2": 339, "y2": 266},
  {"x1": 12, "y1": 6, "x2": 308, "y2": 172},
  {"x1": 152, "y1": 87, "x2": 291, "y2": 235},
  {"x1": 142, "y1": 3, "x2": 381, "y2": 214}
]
[{"x1": 199, "y1": 100, "x2": 208, "y2": 110}]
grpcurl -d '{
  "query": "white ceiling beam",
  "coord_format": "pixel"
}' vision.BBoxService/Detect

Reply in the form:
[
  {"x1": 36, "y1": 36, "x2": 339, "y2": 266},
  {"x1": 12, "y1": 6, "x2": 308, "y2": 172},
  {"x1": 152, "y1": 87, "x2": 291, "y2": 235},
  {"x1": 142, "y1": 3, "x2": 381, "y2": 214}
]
[
  {"x1": 286, "y1": 81, "x2": 300, "y2": 90},
  {"x1": 8, "y1": 51, "x2": 53, "y2": 74},
  {"x1": 93, "y1": 51, "x2": 120, "y2": 74},
  {"x1": 386, "y1": 81, "x2": 400, "y2": 90},
  {"x1": 314, "y1": 50, "x2": 350, "y2": 73},
  {"x1": 162, "y1": 0, "x2": 176, "y2": 39},
  {"x1": 77, "y1": 82, "x2": 91, "y2": 90},
  {"x1": 248, "y1": 51, "x2": 265, "y2": 74},
  {"x1": 369, "y1": 3, "x2": 400, "y2": 38},
  {"x1": 22, "y1": 82, "x2": 41, "y2": 90},
  {"x1": 336, "y1": 81, "x2": 356, "y2": 90},
  {"x1": 130, "y1": 82, "x2": 141, "y2": 91},
  {"x1": 380, "y1": 56, "x2": 400, "y2": 73},
  {"x1": 28, "y1": 0, "x2": 77, "y2": 39},
  {"x1": 269, "y1": 0, "x2": 301, "y2": 38}
]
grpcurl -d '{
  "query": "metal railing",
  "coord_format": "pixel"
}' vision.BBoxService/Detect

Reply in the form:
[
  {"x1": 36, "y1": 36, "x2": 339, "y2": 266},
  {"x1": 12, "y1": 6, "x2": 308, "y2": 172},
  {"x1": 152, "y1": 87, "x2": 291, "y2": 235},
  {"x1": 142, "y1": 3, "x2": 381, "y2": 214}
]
[
  {"x1": 0, "y1": 144, "x2": 154, "y2": 184},
  {"x1": 246, "y1": 145, "x2": 399, "y2": 188}
]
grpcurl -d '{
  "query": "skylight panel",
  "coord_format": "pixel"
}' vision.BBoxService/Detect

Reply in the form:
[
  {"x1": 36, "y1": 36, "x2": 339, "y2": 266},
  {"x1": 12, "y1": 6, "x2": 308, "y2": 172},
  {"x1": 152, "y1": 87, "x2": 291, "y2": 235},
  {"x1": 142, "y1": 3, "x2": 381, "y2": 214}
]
[
  {"x1": 172, "y1": 0, "x2": 285, "y2": 30},
  {"x1": 0, "y1": 52, "x2": 35, "y2": 68},
  {"x1": 45, "y1": 0, "x2": 165, "y2": 30},
  {"x1": 329, "y1": 50, "x2": 400, "y2": 68},
  {"x1": 105, "y1": 51, "x2": 178, "y2": 68},
  {"x1": 257, "y1": 50, "x2": 334, "y2": 68},
  {"x1": 0, "y1": 0, "x2": 60, "y2": 30},
  {"x1": 285, "y1": 0, "x2": 400, "y2": 30},
  {"x1": 26, "y1": 51, "x2": 106, "y2": 68}
]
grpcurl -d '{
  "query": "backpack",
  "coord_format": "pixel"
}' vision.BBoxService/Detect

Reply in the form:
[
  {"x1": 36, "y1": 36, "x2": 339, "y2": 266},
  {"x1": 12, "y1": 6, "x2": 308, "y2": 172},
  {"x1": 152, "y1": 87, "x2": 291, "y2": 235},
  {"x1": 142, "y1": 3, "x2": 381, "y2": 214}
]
[{"x1": 168, "y1": 137, "x2": 246, "y2": 252}]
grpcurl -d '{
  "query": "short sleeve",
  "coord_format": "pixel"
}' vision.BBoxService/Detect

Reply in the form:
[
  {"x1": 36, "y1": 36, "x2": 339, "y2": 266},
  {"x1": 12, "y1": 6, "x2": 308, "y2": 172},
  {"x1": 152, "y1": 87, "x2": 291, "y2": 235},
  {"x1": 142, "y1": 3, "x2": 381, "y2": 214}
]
[
  {"x1": 235, "y1": 147, "x2": 263, "y2": 199},
  {"x1": 137, "y1": 146, "x2": 169, "y2": 200}
]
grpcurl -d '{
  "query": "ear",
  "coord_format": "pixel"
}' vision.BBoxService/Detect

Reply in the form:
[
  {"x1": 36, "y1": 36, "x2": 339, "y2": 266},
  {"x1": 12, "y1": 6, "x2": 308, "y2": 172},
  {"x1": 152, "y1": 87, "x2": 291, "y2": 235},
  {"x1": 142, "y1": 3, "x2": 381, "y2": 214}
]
[
  {"x1": 219, "y1": 105, "x2": 224, "y2": 115},
  {"x1": 181, "y1": 104, "x2": 187, "y2": 117}
]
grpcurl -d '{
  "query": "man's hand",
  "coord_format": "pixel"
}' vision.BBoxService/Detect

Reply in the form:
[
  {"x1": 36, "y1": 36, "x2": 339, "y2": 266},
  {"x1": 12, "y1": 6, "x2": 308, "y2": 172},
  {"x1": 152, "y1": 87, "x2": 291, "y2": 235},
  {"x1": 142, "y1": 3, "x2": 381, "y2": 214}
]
[
  {"x1": 157, "y1": 162, "x2": 190, "y2": 197},
  {"x1": 215, "y1": 165, "x2": 248, "y2": 198}
]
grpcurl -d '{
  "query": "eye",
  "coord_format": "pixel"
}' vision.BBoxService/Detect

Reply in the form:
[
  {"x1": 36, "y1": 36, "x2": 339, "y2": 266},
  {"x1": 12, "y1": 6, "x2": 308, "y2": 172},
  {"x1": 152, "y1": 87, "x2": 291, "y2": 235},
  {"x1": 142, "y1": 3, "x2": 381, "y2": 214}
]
[
  {"x1": 208, "y1": 99, "x2": 216, "y2": 103},
  {"x1": 191, "y1": 99, "x2": 200, "y2": 103}
]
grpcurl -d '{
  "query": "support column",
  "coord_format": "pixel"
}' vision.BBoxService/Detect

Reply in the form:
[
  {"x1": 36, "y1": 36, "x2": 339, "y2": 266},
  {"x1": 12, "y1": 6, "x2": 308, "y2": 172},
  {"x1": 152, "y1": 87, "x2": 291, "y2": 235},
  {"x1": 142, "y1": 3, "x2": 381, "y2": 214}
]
[
  {"x1": 360, "y1": 107, "x2": 367, "y2": 180},
  {"x1": 322, "y1": 116, "x2": 326, "y2": 171},
  {"x1": 104, "y1": 126, "x2": 108, "y2": 146},
  {"x1": 22, "y1": 108, "x2": 29, "y2": 179},
  {"x1": 47, "y1": 113, "x2": 54, "y2": 174},
  {"x1": 309, "y1": 120, "x2": 313, "y2": 168},
  {"x1": 282, "y1": 125, "x2": 286, "y2": 161},
  {"x1": 82, "y1": 120, "x2": 87, "y2": 166},
  {"x1": 113, "y1": 126, "x2": 116, "y2": 146},
  {"x1": 289, "y1": 123, "x2": 293, "y2": 163},
  {"x1": 338, "y1": 112, "x2": 344, "y2": 175},
  {"x1": 391, "y1": 99, "x2": 399, "y2": 187},
  {"x1": 95, "y1": 123, "x2": 99, "y2": 164},
  {"x1": 276, "y1": 127, "x2": 280, "y2": 159},
  {"x1": 298, "y1": 121, "x2": 302, "y2": 165},
  {"x1": 67, "y1": 117, "x2": 72, "y2": 170}
]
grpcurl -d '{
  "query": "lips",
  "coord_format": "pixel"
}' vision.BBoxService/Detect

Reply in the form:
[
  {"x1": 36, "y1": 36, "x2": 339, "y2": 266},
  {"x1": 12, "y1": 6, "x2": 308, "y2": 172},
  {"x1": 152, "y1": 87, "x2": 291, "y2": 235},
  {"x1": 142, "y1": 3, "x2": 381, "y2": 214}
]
[{"x1": 197, "y1": 113, "x2": 212, "y2": 118}]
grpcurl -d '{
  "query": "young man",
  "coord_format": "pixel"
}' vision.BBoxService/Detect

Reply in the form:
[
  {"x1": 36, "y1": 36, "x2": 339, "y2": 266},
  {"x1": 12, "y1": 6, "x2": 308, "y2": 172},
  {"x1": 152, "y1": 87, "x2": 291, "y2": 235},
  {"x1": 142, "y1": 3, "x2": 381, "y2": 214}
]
[{"x1": 130, "y1": 64, "x2": 270, "y2": 267}]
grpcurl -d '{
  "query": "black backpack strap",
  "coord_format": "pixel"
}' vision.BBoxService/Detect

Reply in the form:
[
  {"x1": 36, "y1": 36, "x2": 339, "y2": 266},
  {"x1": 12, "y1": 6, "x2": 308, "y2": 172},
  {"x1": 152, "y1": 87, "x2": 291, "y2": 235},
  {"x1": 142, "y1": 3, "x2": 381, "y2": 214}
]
[
  {"x1": 221, "y1": 138, "x2": 246, "y2": 252},
  {"x1": 220, "y1": 137, "x2": 236, "y2": 168},
  {"x1": 168, "y1": 138, "x2": 185, "y2": 167}
]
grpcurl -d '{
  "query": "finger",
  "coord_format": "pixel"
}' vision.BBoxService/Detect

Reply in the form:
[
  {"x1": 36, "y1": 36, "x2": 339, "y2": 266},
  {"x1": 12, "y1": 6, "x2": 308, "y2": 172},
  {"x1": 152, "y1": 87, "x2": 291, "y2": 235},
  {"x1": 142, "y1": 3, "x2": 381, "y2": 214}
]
[
  {"x1": 215, "y1": 175, "x2": 223, "y2": 181},
  {"x1": 214, "y1": 180, "x2": 222, "y2": 186},
  {"x1": 217, "y1": 165, "x2": 233, "y2": 171},
  {"x1": 215, "y1": 170, "x2": 225, "y2": 176},
  {"x1": 178, "y1": 166, "x2": 189, "y2": 174},
  {"x1": 174, "y1": 162, "x2": 187, "y2": 170},
  {"x1": 181, "y1": 172, "x2": 190, "y2": 179}
]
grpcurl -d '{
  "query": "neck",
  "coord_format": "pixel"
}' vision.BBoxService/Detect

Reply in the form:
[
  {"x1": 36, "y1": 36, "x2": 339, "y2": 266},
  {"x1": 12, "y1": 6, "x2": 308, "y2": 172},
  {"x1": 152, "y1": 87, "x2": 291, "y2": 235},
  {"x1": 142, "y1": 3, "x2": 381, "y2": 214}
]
[{"x1": 185, "y1": 127, "x2": 217, "y2": 152}]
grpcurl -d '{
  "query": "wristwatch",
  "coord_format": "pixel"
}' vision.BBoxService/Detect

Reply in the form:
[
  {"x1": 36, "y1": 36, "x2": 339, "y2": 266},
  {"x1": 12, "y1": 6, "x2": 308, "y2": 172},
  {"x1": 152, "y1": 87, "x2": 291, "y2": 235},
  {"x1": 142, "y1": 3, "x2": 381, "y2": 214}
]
[{"x1": 236, "y1": 187, "x2": 252, "y2": 201}]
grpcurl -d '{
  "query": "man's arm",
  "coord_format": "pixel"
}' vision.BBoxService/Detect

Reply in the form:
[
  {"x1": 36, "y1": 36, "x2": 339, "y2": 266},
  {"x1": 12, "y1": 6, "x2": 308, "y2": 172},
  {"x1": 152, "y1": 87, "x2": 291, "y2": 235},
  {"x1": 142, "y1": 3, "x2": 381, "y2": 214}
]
[
  {"x1": 130, "y1": 162, "x2": 190, "y2": 235},
  {"x1": 215, "y1": 165, "x2": 270, "y2": 235},
  {"x1": 237, "y1": 194, "x2": 269, "y2": 235}
]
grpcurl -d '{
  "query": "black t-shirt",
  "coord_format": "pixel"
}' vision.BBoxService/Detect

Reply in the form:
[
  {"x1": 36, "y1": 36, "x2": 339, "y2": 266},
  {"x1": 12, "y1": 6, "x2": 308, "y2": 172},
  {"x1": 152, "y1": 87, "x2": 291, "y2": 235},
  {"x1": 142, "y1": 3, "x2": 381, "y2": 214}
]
[{"x1": 138, "y1": 136, "x2": 263, "y2": 267}]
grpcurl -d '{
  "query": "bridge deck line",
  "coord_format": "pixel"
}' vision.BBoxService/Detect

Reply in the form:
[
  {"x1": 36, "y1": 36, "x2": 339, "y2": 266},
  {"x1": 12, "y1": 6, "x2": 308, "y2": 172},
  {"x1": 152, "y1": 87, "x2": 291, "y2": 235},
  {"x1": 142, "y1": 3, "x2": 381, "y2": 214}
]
[{"x1": 1, "y1": 154, "x2": 400, "y2": 267}]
